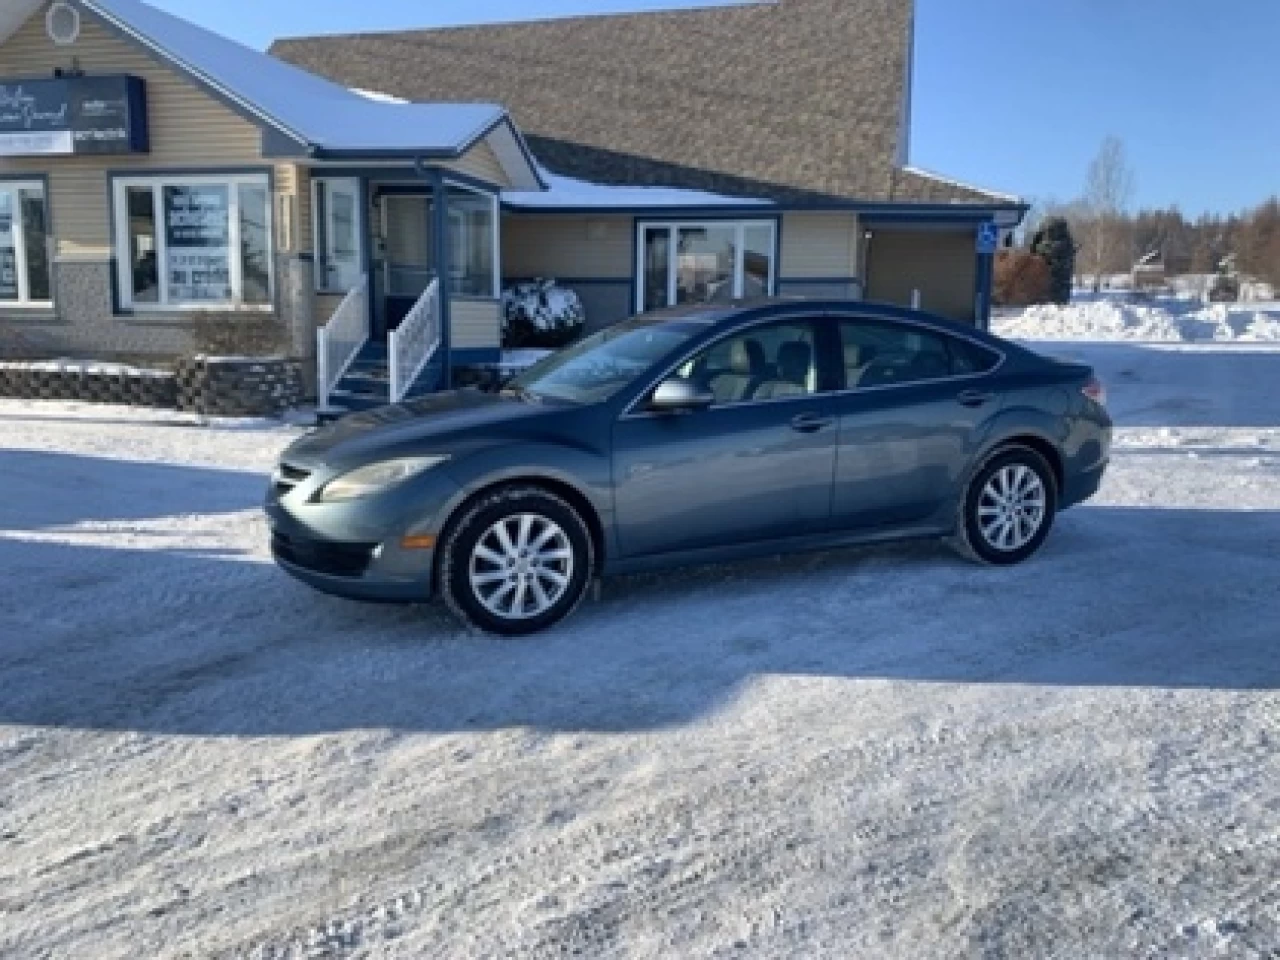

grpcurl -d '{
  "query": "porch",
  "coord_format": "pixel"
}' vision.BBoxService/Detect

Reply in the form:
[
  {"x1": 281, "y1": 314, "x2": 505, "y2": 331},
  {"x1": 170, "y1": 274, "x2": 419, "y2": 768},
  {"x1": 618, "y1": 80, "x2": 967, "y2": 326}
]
[{"x1": 311, "y1": 169, "x2": 503, "y2": 414}]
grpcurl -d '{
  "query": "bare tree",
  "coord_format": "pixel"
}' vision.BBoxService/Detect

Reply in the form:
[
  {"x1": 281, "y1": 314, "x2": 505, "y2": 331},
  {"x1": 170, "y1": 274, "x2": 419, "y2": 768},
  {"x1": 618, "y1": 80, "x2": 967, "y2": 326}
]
[{"x1": 1081, "y1": 136, "x2": 1136, "y2": 290}]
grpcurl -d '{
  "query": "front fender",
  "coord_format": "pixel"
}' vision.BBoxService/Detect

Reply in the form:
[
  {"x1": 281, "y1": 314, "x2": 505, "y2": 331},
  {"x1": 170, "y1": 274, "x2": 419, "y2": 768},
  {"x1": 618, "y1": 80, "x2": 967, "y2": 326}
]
[{"x1": 423, "y1": 441, "x2": 614, "y2": 545}]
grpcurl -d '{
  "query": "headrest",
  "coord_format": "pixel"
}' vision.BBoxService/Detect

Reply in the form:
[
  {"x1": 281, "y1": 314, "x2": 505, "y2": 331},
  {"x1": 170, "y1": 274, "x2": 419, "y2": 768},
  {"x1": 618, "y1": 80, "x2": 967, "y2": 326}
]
[
  {"x1": 778, "y1": 341, "x2": 811, "y2": 381},
  {"x1": 729, "y1": 338, "x2": 766, "y2": 374}
]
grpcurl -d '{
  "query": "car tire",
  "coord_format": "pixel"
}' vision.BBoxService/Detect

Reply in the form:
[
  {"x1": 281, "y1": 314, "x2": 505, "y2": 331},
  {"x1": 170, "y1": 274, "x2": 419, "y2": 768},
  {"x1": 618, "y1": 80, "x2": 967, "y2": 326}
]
[
  {"x1": 951, "y1": 447, "x2": 1058, "y2": 566},
  {"x1": 439, "y1": 485, "x2": 594, "y2": 636}
]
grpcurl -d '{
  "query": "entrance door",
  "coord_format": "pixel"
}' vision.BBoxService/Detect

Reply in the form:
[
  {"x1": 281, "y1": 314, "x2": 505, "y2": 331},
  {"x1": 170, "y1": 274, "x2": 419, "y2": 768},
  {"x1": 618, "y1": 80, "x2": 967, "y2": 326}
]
[
  {"x1": 864, "y1": 228, "x2": 978, "y2": 322},
  {"x1": 379, "y1": 194, "x2": 434, "y2": 339}
]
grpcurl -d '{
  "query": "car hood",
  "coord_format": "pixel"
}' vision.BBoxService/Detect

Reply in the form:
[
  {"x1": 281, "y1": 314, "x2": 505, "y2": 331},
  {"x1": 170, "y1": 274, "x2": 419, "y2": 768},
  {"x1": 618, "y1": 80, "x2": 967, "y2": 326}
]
[{"x1": 282, "y1": 390, "x2": 556, "y2": 468}]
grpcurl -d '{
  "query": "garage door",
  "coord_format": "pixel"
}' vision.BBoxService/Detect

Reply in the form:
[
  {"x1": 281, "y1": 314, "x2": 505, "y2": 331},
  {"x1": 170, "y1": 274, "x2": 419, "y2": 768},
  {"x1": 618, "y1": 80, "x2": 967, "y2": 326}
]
[{"x1": 865, "y1": 228, "x2": 977, "y2": 323}]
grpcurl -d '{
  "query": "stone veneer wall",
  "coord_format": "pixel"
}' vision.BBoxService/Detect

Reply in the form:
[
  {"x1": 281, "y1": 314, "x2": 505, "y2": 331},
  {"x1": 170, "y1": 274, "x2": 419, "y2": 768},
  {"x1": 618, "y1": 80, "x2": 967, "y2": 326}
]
[{"x1": 0, "y1": 357, "x2": 304, "y2": 417}]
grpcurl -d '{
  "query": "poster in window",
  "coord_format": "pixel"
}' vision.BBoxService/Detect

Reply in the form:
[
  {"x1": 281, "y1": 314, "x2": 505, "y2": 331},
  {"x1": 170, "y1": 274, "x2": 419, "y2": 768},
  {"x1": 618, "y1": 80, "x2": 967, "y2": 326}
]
[
  {"x1": 0, "y1": 203, "x2": 15, "y2": 299},
  {"x1": 165, "y1": 185, "x2": 230, "y2": 302}
]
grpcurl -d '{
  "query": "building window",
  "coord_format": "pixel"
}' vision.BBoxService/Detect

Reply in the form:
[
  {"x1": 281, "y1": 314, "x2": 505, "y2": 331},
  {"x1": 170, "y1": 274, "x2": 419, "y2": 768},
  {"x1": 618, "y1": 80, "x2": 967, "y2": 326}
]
[
  {"x1": 0, "y1": 181, "x2": 52, "y2": 306},
  {"x1": 445, "y1": 182, "x2": 498, "y2": 298},
  {"x1": 313, "y1": 178, "x2": 362, "y2": 293},
  {"x1": 112, "y1": 174, "x2": 274, "y2": 310},
  {"x1": 636, "y1": 220, "x2": 776, "y2": 312}
]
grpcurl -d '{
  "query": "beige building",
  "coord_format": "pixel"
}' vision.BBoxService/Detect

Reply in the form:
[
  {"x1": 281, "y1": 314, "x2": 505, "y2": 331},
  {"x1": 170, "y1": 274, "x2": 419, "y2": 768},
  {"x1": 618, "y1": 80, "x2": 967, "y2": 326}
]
[{"x1": 1, "y1": 0, "x2": 1024, "y2": 413}]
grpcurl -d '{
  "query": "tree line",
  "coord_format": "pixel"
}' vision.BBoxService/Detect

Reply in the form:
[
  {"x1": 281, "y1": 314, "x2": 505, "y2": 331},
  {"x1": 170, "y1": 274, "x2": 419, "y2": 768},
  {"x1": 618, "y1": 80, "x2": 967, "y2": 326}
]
[{"x1": 997, "y1": 137, "x2": 1278, "y2": 305}]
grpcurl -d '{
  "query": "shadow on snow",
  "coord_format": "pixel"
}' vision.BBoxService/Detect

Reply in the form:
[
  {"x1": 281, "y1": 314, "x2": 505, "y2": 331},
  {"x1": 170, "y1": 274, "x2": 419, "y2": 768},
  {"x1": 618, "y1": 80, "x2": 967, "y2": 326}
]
[{"x1": 1, "y1": 450, "x2": 1278, "y2": 736}]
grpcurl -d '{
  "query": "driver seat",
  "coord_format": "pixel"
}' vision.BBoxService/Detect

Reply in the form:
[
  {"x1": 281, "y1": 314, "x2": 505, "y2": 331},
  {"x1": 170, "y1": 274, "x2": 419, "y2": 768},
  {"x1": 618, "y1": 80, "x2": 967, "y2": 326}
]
[{"x1": 707, "y1": 339, "x2": 766, "y2": 403}]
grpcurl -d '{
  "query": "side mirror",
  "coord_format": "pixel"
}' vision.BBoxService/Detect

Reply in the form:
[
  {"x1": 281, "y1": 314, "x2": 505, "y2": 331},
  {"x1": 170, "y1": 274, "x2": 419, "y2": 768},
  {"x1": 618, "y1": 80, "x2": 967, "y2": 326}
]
[{"x1": 650, "y1": 377, "x2": 714, "y2": 412}]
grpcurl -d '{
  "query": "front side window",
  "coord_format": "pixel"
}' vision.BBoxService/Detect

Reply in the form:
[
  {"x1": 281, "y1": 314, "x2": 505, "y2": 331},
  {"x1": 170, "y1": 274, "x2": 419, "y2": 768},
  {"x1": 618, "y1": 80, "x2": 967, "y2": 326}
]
[
  {"x1": 678, "y1": 321, "x2": 819, "y2": 404},
  {"x1": 0, "y1": 181, "x2": 52, "y2": 306},
  {"x1": 113, "y1": 174, "x2": 273, "y2": 309},
  {"x1": 840, "y1": 320, "x2": 996, "y2": 389},
  {"x1": 637, "y1": 220, "x2": 776, "y2": 312}
]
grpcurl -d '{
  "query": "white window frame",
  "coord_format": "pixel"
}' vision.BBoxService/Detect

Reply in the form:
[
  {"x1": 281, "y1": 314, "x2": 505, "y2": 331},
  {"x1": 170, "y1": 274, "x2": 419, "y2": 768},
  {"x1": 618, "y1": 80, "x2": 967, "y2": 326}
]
[
  {"x1": 0, "y1": 180, "x2": 52, "y2": 308},
  {"x1": 443, "y1": 178, "x2": 500, "y2": 299},
  {"x1": 112, "y1": 173, "x2": 274, "y2": 312},
  {"x1": 311, "y1": 177, "x2": 364, "y2": 294},
  {"x1": 635, "y1": 219, "x2": 777, "y2": 313}
]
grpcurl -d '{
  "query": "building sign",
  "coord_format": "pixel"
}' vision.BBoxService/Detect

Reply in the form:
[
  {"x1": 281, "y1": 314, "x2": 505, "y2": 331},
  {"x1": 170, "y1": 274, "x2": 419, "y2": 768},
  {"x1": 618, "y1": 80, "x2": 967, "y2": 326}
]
[
  {"x1": 0, "y1": 75, "x2": 148, "y2": 157},
  {"x1": 165, "y1": 186, "x2": 232, "y2": 302},
  {"x1": 976, "y1": 221, "x2": 1000, "y2": 255}
]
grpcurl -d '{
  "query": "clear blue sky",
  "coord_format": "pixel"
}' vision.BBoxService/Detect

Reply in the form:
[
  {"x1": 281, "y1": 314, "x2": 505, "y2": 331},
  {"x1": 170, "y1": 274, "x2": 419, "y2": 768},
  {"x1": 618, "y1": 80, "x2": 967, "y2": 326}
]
[{"x1": 148, "y1": 0, "x2": 1274, "y2": 216}]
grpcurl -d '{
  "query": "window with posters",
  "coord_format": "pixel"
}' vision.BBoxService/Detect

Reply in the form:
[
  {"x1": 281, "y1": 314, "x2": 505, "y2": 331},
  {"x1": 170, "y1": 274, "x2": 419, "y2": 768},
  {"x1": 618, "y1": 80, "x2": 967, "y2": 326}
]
[
  {"x1": 111, "y1": 173, "x2": 273, "y2": 309},
  {"x1": 0, "y1": 180, "x2": 52, "y2": 306}
]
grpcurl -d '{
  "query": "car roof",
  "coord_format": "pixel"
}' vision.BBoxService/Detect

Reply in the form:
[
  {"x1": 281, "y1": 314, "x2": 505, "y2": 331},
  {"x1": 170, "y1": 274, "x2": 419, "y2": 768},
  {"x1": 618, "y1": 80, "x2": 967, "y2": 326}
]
[{"x1": 618, "y1": 299, "x2": 1015, "y2": 353}]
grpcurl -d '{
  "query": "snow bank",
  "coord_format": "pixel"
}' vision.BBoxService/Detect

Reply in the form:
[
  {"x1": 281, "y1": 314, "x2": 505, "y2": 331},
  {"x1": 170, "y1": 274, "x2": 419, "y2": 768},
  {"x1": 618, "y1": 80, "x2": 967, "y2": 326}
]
[{"x1": 994, "y1": 299, "x2": 1280, "y2": 343}]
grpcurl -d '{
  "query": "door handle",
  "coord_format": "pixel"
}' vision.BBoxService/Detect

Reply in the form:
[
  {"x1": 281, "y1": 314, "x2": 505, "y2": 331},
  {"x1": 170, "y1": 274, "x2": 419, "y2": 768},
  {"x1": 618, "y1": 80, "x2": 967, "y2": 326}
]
[
  {"x1": 956, "y1": 390, "x2": 995, "y2": 408},
  {"x1": 790, "y1": 412, "x2": 835, "y2": 433}
]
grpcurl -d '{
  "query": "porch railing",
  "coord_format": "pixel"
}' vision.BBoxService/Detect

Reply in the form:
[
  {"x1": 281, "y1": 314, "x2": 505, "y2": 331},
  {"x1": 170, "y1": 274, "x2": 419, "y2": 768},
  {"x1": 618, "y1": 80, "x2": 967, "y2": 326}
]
[
  {"x1": 389, "y1": 277, "x2": 442, "y2": 404},
  {"x1": 316, "y1": 276, "x2": 369, "y2": 412}
]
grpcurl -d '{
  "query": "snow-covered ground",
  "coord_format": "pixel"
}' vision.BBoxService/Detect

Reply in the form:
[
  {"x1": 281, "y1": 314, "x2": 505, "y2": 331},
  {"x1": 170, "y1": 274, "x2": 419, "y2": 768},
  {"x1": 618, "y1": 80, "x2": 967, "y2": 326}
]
[{"x1": 3, "y1": 343, "x2": 1280, "y2": 958}]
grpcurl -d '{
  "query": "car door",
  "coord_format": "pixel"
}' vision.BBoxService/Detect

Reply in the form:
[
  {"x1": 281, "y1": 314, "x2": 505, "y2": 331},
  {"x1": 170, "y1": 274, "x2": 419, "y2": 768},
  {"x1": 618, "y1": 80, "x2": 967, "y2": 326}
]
[
  {"x1": 612, "y1": 318, "x2": 840, "y2": 558},
  {"x1": 830, "y1": 317, "x2": 1003, "y2": 531}
]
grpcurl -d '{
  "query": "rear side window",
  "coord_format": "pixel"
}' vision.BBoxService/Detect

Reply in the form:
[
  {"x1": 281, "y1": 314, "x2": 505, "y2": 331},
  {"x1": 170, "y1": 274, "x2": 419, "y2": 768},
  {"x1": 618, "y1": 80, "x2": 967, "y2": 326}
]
[
  {"x1": 947, "y1": 338, "x2": 1001, "y2": 375},
  {"x1": 838, "y1": 320, "x2": 998, "y2": 389}
]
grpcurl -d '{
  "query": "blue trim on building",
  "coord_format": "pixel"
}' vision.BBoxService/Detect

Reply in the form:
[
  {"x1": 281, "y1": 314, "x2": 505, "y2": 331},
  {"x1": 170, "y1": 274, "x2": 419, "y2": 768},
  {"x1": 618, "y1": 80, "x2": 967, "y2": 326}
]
[
  {"x1": 508, "y1": 200, "x2": 1027, "y2": 218},
  {"x1": 974, "y1": 243, "x2": 995, "y2": 332},
  {"x1": 439, "y1": 169, "x2": 505, "y2": 196},
  {"x1": 428, "y1": 167, "x2": 453, "y2": 388},
  {"x1": 451, "y1": 347, "x2": 502, "y2": 365}
]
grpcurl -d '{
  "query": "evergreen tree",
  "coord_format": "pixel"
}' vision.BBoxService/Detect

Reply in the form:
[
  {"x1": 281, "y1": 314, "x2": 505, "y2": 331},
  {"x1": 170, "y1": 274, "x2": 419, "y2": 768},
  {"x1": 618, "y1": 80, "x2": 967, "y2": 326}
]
[{"x1": 1030, "y1": 217, "x2": 1076, "y2": 304}]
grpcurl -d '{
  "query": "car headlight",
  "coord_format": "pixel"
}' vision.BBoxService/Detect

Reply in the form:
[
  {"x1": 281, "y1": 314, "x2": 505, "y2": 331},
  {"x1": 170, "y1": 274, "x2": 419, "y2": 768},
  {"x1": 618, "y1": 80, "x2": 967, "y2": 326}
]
[{"x1": 316, "y1": 456, "x2": 450, "y2": 503}]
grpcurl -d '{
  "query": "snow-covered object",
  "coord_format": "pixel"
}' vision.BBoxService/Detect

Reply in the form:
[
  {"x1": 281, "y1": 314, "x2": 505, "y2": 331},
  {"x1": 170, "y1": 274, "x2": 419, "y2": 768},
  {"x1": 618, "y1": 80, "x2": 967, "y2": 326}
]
[
  {"x1": 502, "y1": 279, "x2": 585, "y2": 347},
  {"x1": 0, "y1": 358, "x2": 171, "y2": 378},
  {"x1": 504, "y1": 166, "x2": 775, "y2": 210},
  {"x1": 994, "y1": 298, "x2": 1280, "y2": 342},
  {"x1": 81, "y1": 0, "x2": 503, "y2": 154}
]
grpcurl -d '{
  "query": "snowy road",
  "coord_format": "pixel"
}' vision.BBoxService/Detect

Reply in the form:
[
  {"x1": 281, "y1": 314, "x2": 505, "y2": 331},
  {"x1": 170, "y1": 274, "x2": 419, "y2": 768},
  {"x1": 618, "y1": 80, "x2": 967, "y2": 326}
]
[{"x1": 1, "y1": 344, "x2": 1279, "y2": 958}]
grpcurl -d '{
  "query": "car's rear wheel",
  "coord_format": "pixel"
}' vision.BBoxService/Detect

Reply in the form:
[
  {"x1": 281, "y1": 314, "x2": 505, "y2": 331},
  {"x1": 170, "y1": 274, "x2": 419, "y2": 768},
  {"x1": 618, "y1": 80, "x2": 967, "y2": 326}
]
[
  {"x1": 952, "y1": 447, "x2": 1058, "y2": 566},
  {"x1": 440, "y1": 486, "x2": 594, "y2": 635}
]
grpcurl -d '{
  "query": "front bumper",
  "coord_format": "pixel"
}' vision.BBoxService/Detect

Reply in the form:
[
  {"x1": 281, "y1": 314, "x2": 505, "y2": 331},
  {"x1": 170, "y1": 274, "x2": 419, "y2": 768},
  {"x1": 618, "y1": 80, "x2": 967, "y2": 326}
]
[{"x1": 264, "y1": 463, "x2": 461, "y2": 604}]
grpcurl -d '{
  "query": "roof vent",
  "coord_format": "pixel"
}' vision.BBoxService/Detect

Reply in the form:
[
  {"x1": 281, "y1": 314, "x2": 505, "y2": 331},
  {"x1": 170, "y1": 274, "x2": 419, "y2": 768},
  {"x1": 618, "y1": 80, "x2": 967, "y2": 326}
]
[{"x1": 47, "y1": 2, "x2": 81, "y2": 47}]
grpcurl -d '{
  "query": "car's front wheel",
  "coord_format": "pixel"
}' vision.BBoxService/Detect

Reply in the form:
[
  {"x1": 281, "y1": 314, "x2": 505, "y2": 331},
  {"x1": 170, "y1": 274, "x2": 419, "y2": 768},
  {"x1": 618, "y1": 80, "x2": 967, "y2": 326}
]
[
  {"x1": 953, "y1": 447, "x2": 1058, "y2": 566},
  {"x1": 439, "y1": 485, "x2": 594, "y2": 635}
]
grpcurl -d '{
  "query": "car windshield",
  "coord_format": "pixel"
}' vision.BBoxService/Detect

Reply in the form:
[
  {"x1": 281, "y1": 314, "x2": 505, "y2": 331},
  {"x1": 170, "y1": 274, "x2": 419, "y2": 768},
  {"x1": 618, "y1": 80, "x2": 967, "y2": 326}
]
[{"x1": 507, "y1": 320, "x2": 707, "y2": 405}]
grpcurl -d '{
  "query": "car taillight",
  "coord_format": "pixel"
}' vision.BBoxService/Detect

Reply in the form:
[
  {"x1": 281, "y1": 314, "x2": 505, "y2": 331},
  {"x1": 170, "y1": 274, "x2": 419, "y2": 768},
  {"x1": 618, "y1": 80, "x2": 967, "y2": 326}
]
[{"x1": 1082, "y1": 376, "x2": 1107, "y2": 406}]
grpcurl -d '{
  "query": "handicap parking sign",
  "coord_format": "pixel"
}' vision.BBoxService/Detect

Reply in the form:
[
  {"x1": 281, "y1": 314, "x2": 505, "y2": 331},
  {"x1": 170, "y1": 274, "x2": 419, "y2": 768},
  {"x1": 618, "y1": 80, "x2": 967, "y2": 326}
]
[{"x1": 976, "y1": 222, "x2": 1000, "y2": 254}]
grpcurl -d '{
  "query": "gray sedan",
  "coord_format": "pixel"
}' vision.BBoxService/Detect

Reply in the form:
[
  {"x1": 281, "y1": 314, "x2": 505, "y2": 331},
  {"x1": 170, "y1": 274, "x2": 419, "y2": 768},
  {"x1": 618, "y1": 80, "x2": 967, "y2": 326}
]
[{"x1": 267, "y1": 301, "x2": 1111, "y2": 635}]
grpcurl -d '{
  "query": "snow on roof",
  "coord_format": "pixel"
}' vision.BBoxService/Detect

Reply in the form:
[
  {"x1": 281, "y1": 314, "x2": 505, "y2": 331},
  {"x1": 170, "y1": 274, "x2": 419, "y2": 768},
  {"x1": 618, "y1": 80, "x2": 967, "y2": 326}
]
[
  {"x1": 82, "y1": 0, "x2": 505, "y2": 155},
  {"x1": 901, "y1": 165, "x2": 1022, "y2": 204},
  {"x1": 503, "y1": 167, "x2": 775, "y2": 210},
  {"x1": 352, "y1": 88, "x2": 410, "y2": 105}
]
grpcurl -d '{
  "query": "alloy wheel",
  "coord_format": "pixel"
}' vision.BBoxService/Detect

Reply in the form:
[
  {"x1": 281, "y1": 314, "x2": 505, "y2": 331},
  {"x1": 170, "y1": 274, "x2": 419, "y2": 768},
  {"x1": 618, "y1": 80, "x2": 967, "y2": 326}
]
[
  {"x1": 977, "y1": 464, "x2": 1047, "y2": 553},
  {"x1": 468, "y1": 513, "x2": 575, "y2": 620}
]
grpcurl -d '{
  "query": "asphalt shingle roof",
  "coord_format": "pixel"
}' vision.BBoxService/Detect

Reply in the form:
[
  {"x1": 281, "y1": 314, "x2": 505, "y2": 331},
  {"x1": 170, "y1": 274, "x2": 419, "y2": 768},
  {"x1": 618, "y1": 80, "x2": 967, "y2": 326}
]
[{"x1": 271, "y1": 0, "x2": 1013, "y2": 204}]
